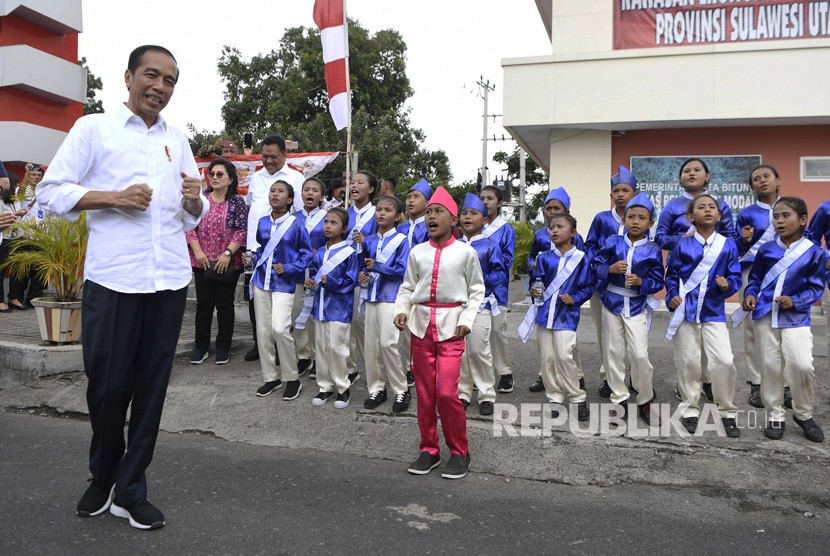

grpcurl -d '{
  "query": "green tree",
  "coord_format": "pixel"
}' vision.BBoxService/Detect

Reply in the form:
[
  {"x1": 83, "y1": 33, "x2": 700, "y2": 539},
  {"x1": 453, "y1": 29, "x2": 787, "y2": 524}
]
[
  {"x1": 216, "y1": 19, "x2": 451, "y2": 185},
  {"x1": 78, "y1": 57, "x2": 103, "y2": 115},
  {"x1": 493, "y1": 147, "x2": 549, "y2": 221}
]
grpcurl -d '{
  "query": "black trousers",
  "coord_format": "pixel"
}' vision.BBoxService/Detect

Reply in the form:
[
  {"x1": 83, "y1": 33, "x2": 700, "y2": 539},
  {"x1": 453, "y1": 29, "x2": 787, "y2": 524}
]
[
  {"x1": 82, "y1": 280, "x2": 187, "y2": 507},
  {"x1": 193, "y1": 268, "x2": 240, "y2": 351},
  {"x1": 5, "y1": 240, "x2": 45, "y2": 302},
  {"x1": 243, "y1": 272, "x2": 257, "y2": 345}
]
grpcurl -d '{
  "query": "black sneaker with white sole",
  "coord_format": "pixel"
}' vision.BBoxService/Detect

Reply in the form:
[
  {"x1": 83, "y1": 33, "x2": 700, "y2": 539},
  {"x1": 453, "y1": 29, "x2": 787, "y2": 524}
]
[
  {"x1": 348, "y1": 372, "x2": 360, "y2": 385},
  {"x1": 441, "y1": 453, "x2": 471, "y2": 479},
  {"x1": 76, "y1": 481, "x2": 114, "y2": 517},
  {"x1": 407, "y1": 451, "x2": 441, "y2": 475},
  {"x1": 190, "y1": 348, "x2": 208, "y2": 365},
  {"x1": 282, "y1": 380, "x2": 302, "y2": 400},
  {"x1": 406, "y1": 371, "x2": 415, "y2": 387},
  {"x1": 529, "y1": 375, "x2": 544, "y2": 392},
  {"x1": 297, "y1": 359, "x2": 313, "y2": 377},
  {"x1": 392, "y1": 391, "x2": 411, "y2": 413},
  {"x1": 364, "y1": 389, "x2": 388, "y2": 409},
  {"x1": 110, "y1": 501, "x2": 165, "y2": 530},
  {"x1": 334, "y1": 389, "x2": 351, "y2": 409},
  {"x1": 215, "y1": 349, "x2": 230, "y2": 365},
  {"x1": 307, "y1": 361, "x2": 317, "y2": 379},
  {"x1": 497, "y1": 374, "x2": 514, "y2": 393},
  {"x1": 255, "y1": 380, "x2": 282, "y2": 397},
  {"x1": 312, "y1": 391, "x2": 334, "y2": 406}
]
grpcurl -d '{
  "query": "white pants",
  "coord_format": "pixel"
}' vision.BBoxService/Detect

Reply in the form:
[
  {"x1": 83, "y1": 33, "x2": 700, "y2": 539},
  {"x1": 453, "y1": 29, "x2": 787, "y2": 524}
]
[
  {"x1": 364, "y1": 302, "x2": 406, "y2": 395},
  {"x1": 347, "y1": 289, "x2": 365, "y2": 373},
  {"x1": 601, "y1": 306, "x2": 654, "y2": 405},
  {"x1": 537, "y1": 328, "x2": 586, "y2": 404},
  {"x1": 490, "y1": 307, "x2": 512, "y2": 376},
  {"x1": 399, "y1": 327, "x2": 413, "y2": 374},
  {"x1": 253, "y1": 287, "x2": 299, "y2": 382},
  {"x1": 292, "y1": 285, "x2": 314, "y2": 361},
  {"x1": 314, "y1": 319, "x2": 351, "y2": 394},
  {"x1": 459, "y1": 311, "x2": 496, "y2": 403},
  {"x1": 740, "y1": 267, "x2": 761, "y2": 385},
  {"x1": 589, "y1": 292, "x2": 607, "y2": 381},
  {"x1": 673, "y1": 321, "x2": 737, "y2": 419},
  {"x1": 755, "y1": 316, "x2": 815, "y2": 423}
]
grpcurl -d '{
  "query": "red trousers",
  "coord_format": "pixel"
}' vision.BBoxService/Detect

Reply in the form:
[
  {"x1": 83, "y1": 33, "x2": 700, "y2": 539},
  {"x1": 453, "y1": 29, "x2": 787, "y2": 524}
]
[{"x1": 411, "y1": 320, "x2": 468, "y2": 457}]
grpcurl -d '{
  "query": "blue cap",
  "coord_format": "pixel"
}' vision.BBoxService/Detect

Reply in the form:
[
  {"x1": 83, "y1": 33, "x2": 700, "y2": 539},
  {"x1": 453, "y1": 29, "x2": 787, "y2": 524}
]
[
  {"x1": 544, "y1": 187, "x2": 570, "y2": 210},
  {"x1": 461, "y1": 192, "x2": 488, "y2": 217},
  {"x1": 625, "y1": 192, "x2": 654, "y2": 217},
  {"x1": 610, "y1": 166, "x2": 638, "y2": 190},
  {"x1": 409, "y1": 178, "x2": 433, "y2": 200}
]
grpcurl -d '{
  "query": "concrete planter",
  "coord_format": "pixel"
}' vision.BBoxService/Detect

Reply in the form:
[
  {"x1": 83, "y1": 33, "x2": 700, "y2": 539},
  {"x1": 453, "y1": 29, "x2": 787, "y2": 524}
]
[{"x1": 30, "y1": 298, "x2": 82, "y2": 344}]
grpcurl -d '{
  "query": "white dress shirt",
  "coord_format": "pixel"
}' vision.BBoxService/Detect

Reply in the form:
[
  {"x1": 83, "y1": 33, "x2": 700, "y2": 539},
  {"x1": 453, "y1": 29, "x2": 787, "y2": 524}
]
[
  {"x1": 36, "y1": 103, "x2": 209, "y2": 294},
  {"x1": 245, "y1": 164, "x2": 305, "y2": 250}
]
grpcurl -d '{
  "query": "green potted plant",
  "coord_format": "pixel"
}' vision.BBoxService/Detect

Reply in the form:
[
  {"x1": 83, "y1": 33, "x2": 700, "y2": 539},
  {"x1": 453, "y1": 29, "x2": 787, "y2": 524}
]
[
  {"x1": 1, "y1": 213, "x2": 88, "y2": 343},
  {"x1": 510, "y1": 221, "x2": 535, "y2": 304}
]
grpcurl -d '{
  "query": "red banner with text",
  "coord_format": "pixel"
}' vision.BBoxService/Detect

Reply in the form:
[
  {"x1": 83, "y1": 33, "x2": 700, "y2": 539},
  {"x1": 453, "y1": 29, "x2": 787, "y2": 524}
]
[{"x1": 614, "y1": 0, "x2": 830, "y2": 49}]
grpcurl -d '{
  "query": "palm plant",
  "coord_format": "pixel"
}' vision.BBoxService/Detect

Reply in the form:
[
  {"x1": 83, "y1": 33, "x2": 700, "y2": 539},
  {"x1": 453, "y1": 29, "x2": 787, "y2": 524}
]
[{"x1": 0, "y1": 213, "x2": 88, "y2": 302}]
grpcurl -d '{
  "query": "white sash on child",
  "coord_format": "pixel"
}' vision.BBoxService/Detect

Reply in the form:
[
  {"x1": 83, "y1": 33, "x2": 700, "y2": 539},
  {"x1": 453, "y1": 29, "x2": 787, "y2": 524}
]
[
  {"x1": 730, "y1": 237, "x2": 813, "y2": 328},
  {"x1": 606, "y1": 284, "x2": 661, "y2": 331},
  {"x1": 665, "y1": 233, "x2": 726, "y2": 340},
  {"x1": 304, "y1": 208, "x2": 325, "y2": 234},
  {"x1": 295, "y1": 243, "x2": 355, "y2": 329},
  {"x1": 407, "y1": 216, "x2": 424, "y2": 246},
  {"x1": 740, "y1": 202, "x2": 775, "y2": 262},
  {"x1": 518, "y1": 250, "x2": 584, "y2": 343},
  {"x1": 482, "y1": 217, "x2": 507, "y2": 239},
  {"x1": 349, "y1": 205, "x2": 376, "y2": 242},
  {"x1": 480, "y1": 293, "x2": 501, "y2": 316},
  {"x1": 249, "y1": 214, "x2": 296, "y2": 297},
  {"x1": 360, "y1": 232, "x2": 407, "y2": 310}
]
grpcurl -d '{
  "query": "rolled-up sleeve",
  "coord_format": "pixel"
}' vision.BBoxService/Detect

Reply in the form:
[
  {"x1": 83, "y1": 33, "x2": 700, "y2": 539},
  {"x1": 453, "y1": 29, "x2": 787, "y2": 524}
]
[{"x1": 36, "y1": 119, "x2": 95, "y2": 221}]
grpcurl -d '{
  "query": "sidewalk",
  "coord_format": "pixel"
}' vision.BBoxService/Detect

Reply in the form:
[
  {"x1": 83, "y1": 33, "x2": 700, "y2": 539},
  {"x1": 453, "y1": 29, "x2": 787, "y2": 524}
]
[{"x1": 1, "y1": 278, "x2": 829, "y2": 501}]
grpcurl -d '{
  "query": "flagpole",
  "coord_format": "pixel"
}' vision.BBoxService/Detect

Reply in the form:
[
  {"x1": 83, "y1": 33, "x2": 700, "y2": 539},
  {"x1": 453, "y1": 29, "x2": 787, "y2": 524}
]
[{"x1": 343, "y1": 0, "x2": 352, "y2": 208}]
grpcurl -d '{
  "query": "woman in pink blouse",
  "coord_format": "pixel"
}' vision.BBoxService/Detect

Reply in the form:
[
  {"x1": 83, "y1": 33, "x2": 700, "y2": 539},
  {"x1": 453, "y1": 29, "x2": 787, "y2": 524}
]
[{"x1": 186, "y1": 158, "x2": 248, "y2": 365}]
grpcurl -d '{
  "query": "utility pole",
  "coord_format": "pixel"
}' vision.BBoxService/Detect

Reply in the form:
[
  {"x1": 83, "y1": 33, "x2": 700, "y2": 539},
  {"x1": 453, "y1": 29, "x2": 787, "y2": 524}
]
[{"x1": 477, "y1": 77, "x2": 495, "y2": 188}]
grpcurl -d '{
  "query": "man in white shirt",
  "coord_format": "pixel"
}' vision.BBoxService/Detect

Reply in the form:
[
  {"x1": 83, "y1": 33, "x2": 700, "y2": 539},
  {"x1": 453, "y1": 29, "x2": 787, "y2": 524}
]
[
  {"x1": 242, "y1": 135, "x2": 304, "y2": 361},
  {"x1": 36, "y1": 45, "x2": 207, "y2": 531}
]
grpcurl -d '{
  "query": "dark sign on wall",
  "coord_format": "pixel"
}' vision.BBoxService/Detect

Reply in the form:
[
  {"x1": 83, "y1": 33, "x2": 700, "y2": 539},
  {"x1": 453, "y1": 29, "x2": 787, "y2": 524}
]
[
  {"x1": 614, "y1": 0, "x2": 830, "y2": 49},
  {"x1": 630, "y1": 155, "x2": 762, "y2": 224}
]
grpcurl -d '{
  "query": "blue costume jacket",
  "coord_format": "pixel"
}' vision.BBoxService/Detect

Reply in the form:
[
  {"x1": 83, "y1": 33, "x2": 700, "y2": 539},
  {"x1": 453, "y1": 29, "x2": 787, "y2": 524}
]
[
  {"x1": 665, "y1": 232, "x2": 741, "y2": 323},
  {"x1": 529, "y1": 247, "x2": 594, "y2": 331},
  {"x1": 348, "y1": 203, "x2": 378, "y2": 243},
  {"x1": 463, "y1": 234, "x2": 507, "y2": 312},
  {"x1": 745, "y1": 237, "x2": 827, "y2": 328},
  {"x1": 655, "y1": 192, "x2": 738, "y2": 251},
  {"x1": 736, "y1": 200, "x2": 774, "y2": 269},
  {"x1": 397, "y1": 216, "x2": 428, "y2": 248},
  {"x1": 362, "y1": 229, "x2": 410, "y2": 303},
  {"x1": 252, "y1": 213, "x2": 313, "y2": 293},
  {"x1": 592, "y1": 235, "x2": 664, "y2": 317},
  {"x1": 482, "y1": 216, "x2": 515, "y2": 307},
  {"x1": 585, "y1": 209, "x2": 626, "y2": 260},
  {"x1": 528, "y1": 227, "x2": 585, "y2": 272},
  {"x1": 311, "y1": 240, "x2": 359, "y2": 323}
]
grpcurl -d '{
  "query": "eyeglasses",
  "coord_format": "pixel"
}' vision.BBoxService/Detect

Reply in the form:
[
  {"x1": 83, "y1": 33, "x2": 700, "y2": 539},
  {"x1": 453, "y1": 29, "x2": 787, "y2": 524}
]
[{"x1": 208, "y1": 171, "x2": 226, "y2": 178}]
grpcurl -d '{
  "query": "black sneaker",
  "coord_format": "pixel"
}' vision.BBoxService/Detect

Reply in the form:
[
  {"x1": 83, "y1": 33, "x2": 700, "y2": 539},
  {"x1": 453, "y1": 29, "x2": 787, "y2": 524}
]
[
  {"x1": 579, "y1": 377, "x2": 585, "y2": 391},
  {"x1": 681, "y1": 416, "x2": 698, "y2": 433},
  {"x1": 407, "y1": 371, "x2": 415, "y2": 387},
  {"x1": 459, "y1": 398, "x2": 470, "y2": 410},
  {"x1": 497, "y1": 374, "x2": 514, "y2": 393},
  {"x1": 783, "y1": 386, "x2": 793, "y2": 409},
  {"x1": 110, "y1": 501, "x2": 165, "y2": 530},
  {"x1": 348, "y1": 372, "x2": 360, "y2": 385},
  {"x1": 297, "y1": 359, "x2": 312, "y2": 377},
  {"x1": 190, "y1": 348, "x2": 208, "y2": 365},
  {"x1": 312, "y1": 391, "x2": 334, "y2": 406},
  {"x1": 441, "y1": 453, "x2": 471, "y2": 479},
  {"x1": 408, "y1": 451, "x2": 441, "y2": 475},
  {"x1": 748, "y1": 384, "x2": 763, "y2": 408},
  {"x1": 765, "y1": 420, "x2": 785, "y2": 440},
  {"x1": 244, "y1": 345, "x2": 259, "y2": 361},
  {"x1": 597, "y1": 380, "x2": 612, "y2": 398},
  {"x1": 76, "y1": 481, "x2": 114, "y2": 517},
  {"x1": 793, "y1": 416, "x2": 824, "y2": 443},
  {"x1": 529, "y1": 375, "x2": 545, "y2": 392},
  {"x1": 215, "y1": 349, "x2": 230, "y2": 365},
  {"x1": 364, "y1": 389, "x2": 388, "y2": 409},
  {"x1": 550, "y1": 403, "x2": 565, "y2": 419},
  {"x1": 282, "y1": 380, "x2": 302, "y2": 401},
  {"x1": 576, "y1": 401, "x2": 590, "y2": 421},
  {"x1": 334, "y1": 389, "x2": 351, "y2": 409},
  {"x1": 392, "y1": 391, "x2": 411, "y2": 413},
  {"x1": 722, "y1": 418, "x2": 741, "y2": 438},
  {"x1": 255, "y1": 380, "x2": 282, "y2": 397},
  {"x1": 479, "y1": 401, "x2": 494, "y2": 416},
  {"x1": 702, "y1": 382, "x2": 714, "y2": 403},
  {"x1": 307, "y1": 361, "x2": 316, "y2": 379},
  {"x1": 637, "y1": 403, "x2": 660, "y2": 426}
]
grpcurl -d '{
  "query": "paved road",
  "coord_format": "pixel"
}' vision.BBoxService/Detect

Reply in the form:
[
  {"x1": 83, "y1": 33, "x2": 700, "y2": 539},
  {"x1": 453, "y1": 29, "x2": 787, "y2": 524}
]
[{"x1": 1, "y1": 411, "x2": 826, "y2": 555}]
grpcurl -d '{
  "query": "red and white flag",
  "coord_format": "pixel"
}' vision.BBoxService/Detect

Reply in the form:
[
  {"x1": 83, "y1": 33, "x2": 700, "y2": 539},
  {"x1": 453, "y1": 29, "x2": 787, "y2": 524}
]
[{"x1": 313, "y1": 0, "x2": 350, "y2": 131}]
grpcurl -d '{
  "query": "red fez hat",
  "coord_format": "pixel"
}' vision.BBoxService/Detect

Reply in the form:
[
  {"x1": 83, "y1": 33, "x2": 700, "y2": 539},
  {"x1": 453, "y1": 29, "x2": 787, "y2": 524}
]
[{"x1": 426, "y1": 186, "x2": 458, "y2": 216}]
